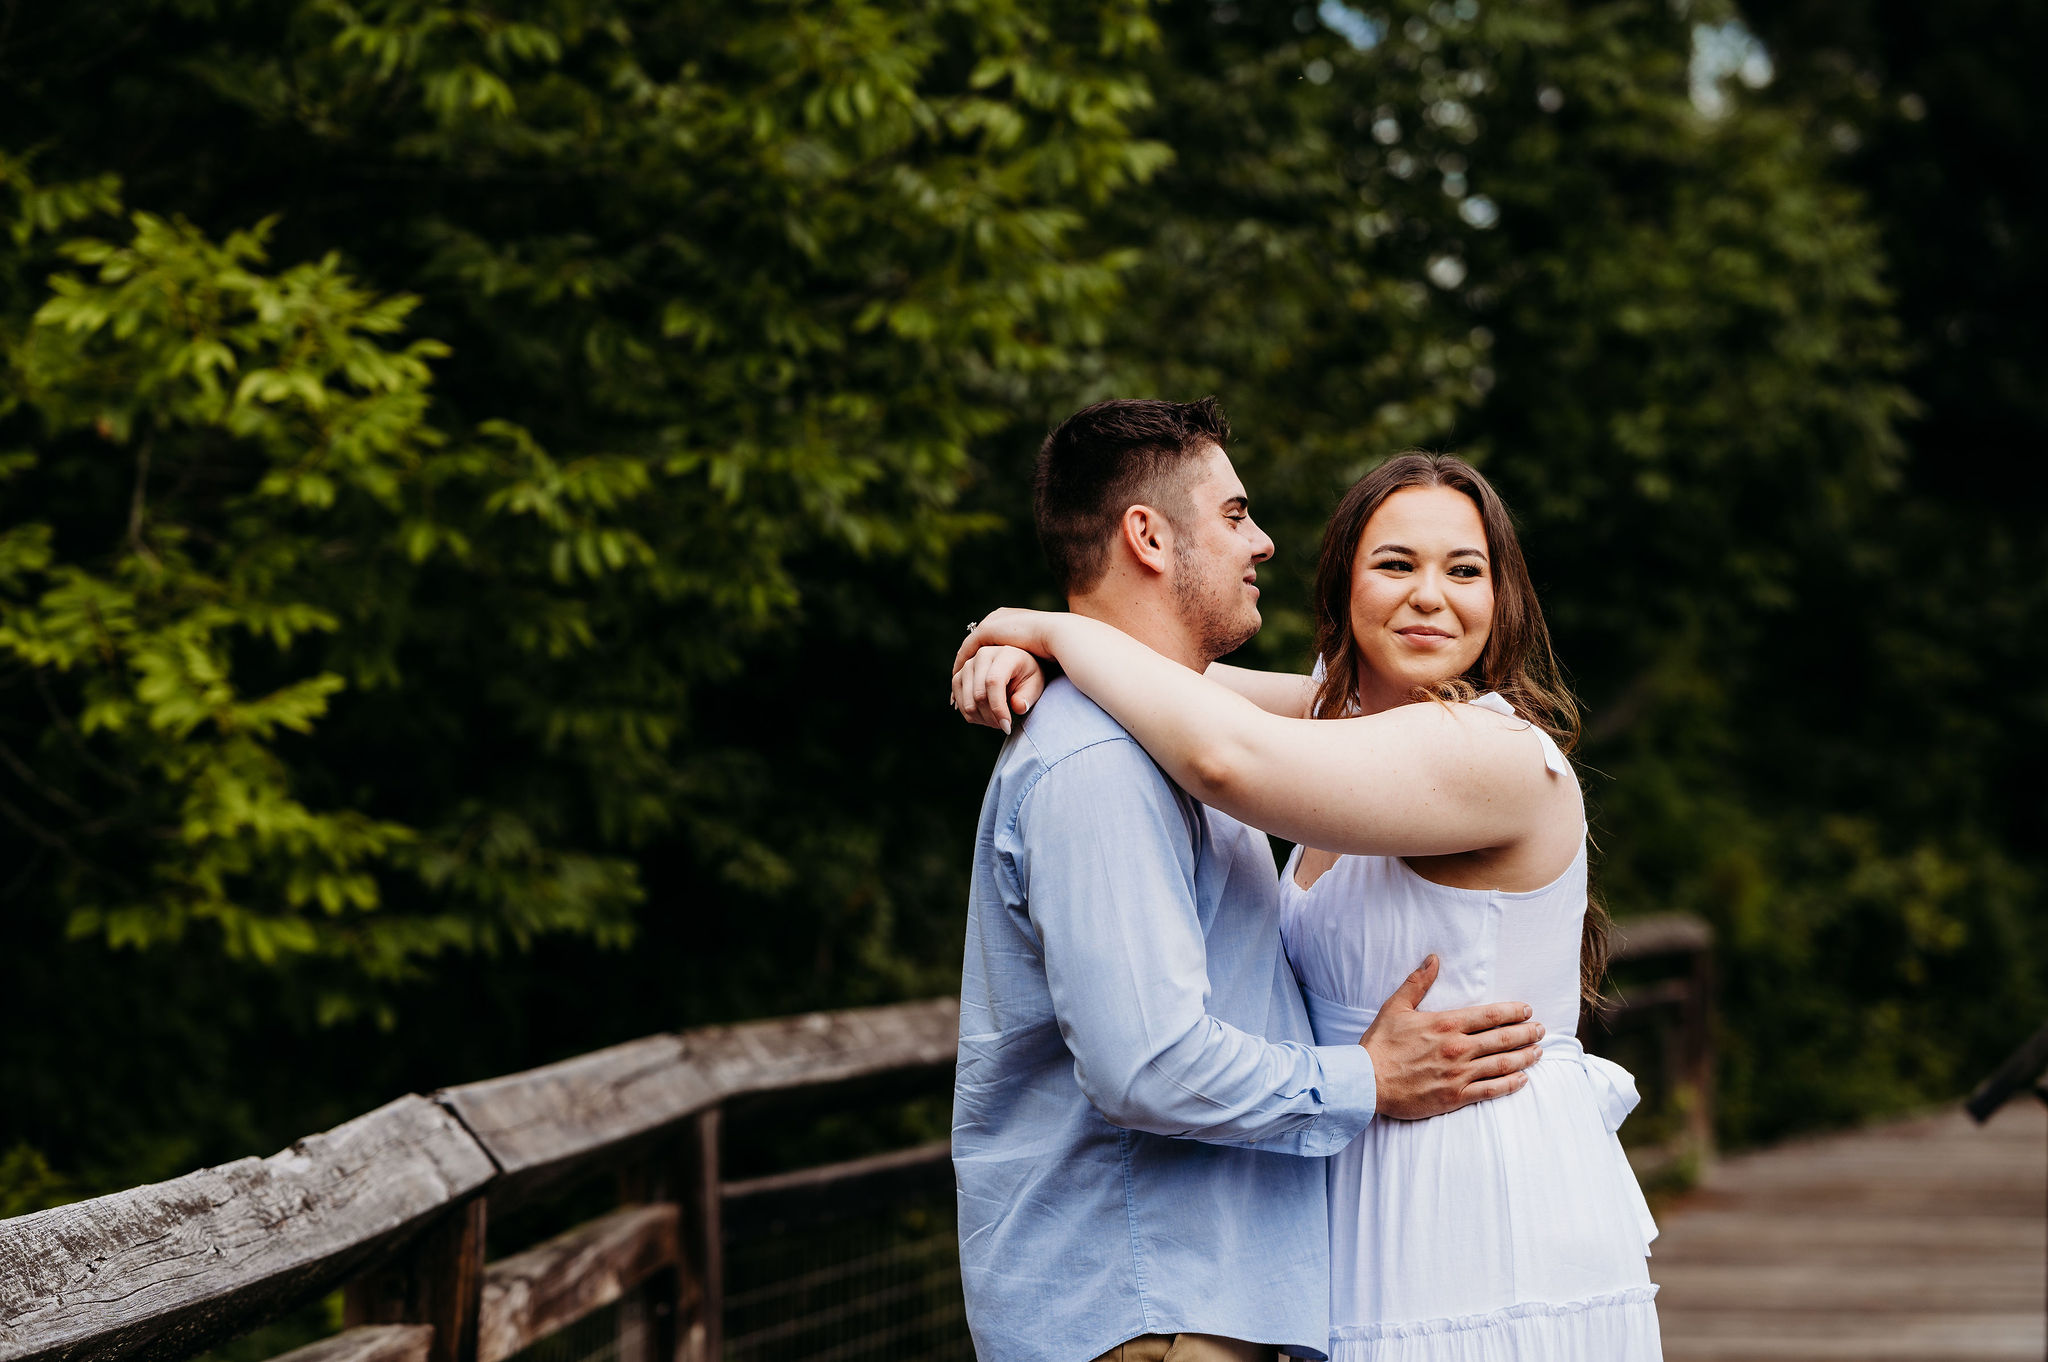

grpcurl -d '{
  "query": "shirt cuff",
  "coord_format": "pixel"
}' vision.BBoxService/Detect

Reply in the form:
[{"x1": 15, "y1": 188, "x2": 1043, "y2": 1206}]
[{"x1": 1312, "y1": 1040, "x2": 1378, "y2": 1135}]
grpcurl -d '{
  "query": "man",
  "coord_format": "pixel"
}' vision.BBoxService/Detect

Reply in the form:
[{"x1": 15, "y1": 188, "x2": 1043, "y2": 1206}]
[{"x1": 950, "y1": 398, "x2": 1546, "y2": 1362}]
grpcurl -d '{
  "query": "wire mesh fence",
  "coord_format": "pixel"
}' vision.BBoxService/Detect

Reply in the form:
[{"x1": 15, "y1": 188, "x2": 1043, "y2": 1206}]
[
  {"x1": 502, "y1": 1199, "x2": 970, "y2": 1362},
  {"x1": 725, "y1": 1201, "x2": 969, "y2": 1362},
  {"x1": 507, "y1": 1302, "x2": 642, "y2": 1362}
]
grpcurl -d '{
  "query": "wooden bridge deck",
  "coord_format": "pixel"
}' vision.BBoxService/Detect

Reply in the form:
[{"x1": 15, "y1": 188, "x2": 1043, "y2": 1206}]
[{"x1": 1654, "y1": 1100, "x2": 2047, "y2": 1361}]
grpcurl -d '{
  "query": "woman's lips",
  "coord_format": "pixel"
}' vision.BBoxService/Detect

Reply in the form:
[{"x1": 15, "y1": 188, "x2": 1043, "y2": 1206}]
[{"x1": 1395, "y1": 627, "x2": 1455, "y2": 647}]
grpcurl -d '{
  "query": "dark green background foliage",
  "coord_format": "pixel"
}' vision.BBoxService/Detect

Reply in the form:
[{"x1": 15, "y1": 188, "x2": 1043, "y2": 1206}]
[{"x1": 1, "y1": 0, "x2": 2041, "y2": 1202}]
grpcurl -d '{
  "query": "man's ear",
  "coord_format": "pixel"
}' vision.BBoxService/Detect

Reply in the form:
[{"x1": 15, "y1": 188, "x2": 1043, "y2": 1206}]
[{"x1": 1118, "y1": 504, "x2": 1174, "y2": 577}]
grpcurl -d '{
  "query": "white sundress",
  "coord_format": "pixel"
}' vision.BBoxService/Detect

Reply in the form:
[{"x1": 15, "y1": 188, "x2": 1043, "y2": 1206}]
[{"x1": 1279, "y1": 693, "x2": 1662, "y2": 1362}]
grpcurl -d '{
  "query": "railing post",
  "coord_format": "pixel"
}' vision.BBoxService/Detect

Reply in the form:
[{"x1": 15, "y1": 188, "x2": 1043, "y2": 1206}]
[
  {"x1": 1685, "y1": 942, "x2": 1716, "y2": 1166},
  {"x1": 677, "y1": 1108, "x2": 724, "y2": 1362},
  {"x1": 344, "y1": 1196, "x2": 488, "y2": 1362},
  {"x1": 614, "y1": 1163, "x2": 681, "y2": 1362}
]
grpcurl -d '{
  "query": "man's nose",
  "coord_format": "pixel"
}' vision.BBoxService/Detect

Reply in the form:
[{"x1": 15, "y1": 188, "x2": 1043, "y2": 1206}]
[{"x1": 1248, "y1": 520, "x2": 1275, "y2": 563}]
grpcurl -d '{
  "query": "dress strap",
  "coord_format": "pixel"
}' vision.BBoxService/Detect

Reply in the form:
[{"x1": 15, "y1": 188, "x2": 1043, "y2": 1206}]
[{"x1": 1470, "y1": 692, "x2": 1570, "y2": 778}]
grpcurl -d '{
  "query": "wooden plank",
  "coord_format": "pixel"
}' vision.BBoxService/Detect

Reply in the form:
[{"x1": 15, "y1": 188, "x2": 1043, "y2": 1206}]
[
  {"x1": 1652, "y1": 1211, "x2": 2042, "y2": 1263},
  {"x1": 1657, "y1": 1311, "x2": 2045, "y2": 1361},
  {"x1": 263, "y1": 1326, "x2": 433, "y2": 1362},
  {"x1": 1609, "y1": 912, "x2": 1712, "y2": 961},
  {"x1": 722, "y1": 1140, "x2": 952, "y2": 1237},
  {"x1": 1651, "y1": 1260, "x2": 2042, "y2": 1313},
  {"x1": 1693, "y1": 1150, "x2": 2043, "y2": 1194},
  {"x1": 1673, "y1": 1183, "x2": 2043, "y2": 1218},
  {"x1": 0, "y1": 1097, "x2": 494, "y2": 1362},
  {"x1": 1654, "y1": 1101, "x2": 2046, "y2": 1362},
  {"x1": 475, "y1": 1206, "x2": 681, "y2": 1362},
  {"x1": 439, "y1": 999, "x2": 958, "y2": 1193}
]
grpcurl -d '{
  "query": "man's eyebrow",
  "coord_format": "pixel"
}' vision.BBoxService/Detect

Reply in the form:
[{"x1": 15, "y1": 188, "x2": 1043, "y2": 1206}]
[{"x1": 1221, "y1": 495, "x2": 1248, "y2": 511}]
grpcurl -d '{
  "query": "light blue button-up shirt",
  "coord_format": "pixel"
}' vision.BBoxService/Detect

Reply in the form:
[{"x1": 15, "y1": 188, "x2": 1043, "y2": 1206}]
[{"x1": 953, "y1": 679, "x2": 1378, "y2": 1362}]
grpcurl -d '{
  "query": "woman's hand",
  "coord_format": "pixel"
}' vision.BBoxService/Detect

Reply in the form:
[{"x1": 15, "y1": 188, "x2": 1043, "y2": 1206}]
[
  {"x1": 952, "y1": 646, "x2": 1046, "y2": 734},
  {"x1": 951, "y1": 607, "x2": 1063, "y2": 670},
  {"x1": 949, "y1": 609, "x2": 1065, "y2": 735}
]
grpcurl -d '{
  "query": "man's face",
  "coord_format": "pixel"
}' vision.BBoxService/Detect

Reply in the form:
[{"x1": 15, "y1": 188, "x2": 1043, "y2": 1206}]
[{"x1": 1168, "y1": 444, "x2": 1275, "y2": 661}]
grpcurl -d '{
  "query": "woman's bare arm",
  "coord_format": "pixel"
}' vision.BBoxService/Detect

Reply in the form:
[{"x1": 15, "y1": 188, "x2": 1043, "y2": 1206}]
[
  {"x1": 953, "y1": 609, "x2": 1556, "y2": 857},
  {"x1": 952, "y1": 648, "x2": 1311, "y2": 729}
]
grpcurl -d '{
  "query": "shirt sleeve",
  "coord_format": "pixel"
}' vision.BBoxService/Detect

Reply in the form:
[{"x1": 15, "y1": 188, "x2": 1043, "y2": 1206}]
[{"x1": 1011, "y1": 737, "x2": 1377, "y2": 1155}]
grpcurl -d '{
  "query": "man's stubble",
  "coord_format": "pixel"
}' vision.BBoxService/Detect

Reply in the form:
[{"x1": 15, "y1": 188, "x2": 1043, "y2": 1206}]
[{"x1": 1171, "y1": 537, "x2": 1261, "y2": 664}]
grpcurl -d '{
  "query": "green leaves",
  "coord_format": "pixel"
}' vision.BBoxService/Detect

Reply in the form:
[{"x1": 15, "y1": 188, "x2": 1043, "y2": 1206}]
[
  {"x1": 0, "y1": 163, "x2": 671, "y2": 990},
  {"x1": 1, "y1": 0, "x2": 2035, "y2": 1173},
  {"x1": 1077, "y1": 0, "x2": 2025, "y2": 1144},
  {"x1": 0, "y1": 0, "x2": 1173, "y2": 1020}
]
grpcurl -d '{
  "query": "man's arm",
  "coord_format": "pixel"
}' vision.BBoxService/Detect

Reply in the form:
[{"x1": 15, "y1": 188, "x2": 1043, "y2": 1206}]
[
  {"x1": 1016, "y1": 737, "x2": 1376, "y2": 1156},
  {"x1": 1203, "y1": 660, "x2": 1314, "y2": 718}
]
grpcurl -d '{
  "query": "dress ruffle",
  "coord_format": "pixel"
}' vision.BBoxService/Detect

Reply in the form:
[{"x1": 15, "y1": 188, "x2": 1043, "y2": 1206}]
[{"x1": 1327, "y1": 1287, "x2": 1662, "y2": 1362}]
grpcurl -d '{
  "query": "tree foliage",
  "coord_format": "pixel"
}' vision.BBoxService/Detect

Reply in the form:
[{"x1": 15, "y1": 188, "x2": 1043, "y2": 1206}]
[
  {"x1": 2, "y1": 0, "x2": 2041, "y2": 1198},
  {"x1": 2, "y1": 0, "x2": 1160, "y2": 1021},
  {"x1": 1075, "y1": 0, "x2": 2037, "y2": 1140}
]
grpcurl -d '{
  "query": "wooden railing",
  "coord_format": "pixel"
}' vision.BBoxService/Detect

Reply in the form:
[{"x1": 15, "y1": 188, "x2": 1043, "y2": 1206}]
[
  {"x1": 1962, "y1": 1018, "x2": 2048, "y2": 1356},
  {"x1": 1965, "y1": 1018, "x2": 2048, "y2": 1124},
  {"x1": 3, "y1": 911, "x2": 1715, "y2": 1362},
  {"x1": 1586, "y1": 912, "x2": 1716, "y2": 1175},
  {"x1": 0, "y1": 1000, "x2": 960, "y2": 1362}
]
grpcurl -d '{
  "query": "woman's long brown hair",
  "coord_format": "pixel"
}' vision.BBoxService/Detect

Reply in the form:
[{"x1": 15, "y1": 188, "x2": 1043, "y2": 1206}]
[{"x1": 1307, "y1": 453, "x2": 1609, "y2": 1006}]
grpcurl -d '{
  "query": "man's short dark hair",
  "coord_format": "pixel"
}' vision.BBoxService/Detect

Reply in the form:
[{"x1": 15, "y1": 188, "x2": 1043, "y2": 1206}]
[{"x1": 1032, "y1": 397, "x2": 1231, "y2": 595}]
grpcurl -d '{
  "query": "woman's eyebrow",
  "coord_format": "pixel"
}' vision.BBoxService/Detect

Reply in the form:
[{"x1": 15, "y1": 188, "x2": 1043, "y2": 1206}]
[{"x1": 1367, "y1": 542, "x2": 1489, "y2": 560}]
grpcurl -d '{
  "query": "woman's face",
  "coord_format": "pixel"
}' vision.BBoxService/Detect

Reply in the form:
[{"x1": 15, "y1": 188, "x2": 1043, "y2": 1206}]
[{"x1": 1348, "y1": 485, "x2": 1495, "y2": 713}]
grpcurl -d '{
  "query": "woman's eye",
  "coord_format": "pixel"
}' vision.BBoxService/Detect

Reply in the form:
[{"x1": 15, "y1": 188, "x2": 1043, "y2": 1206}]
[
  {"x1": 1449, "y1": 564, "x2": 1484, "y2": 578},
  {"x1": 1374, "y1": 558, "x2": 1413, "y2": 572}
]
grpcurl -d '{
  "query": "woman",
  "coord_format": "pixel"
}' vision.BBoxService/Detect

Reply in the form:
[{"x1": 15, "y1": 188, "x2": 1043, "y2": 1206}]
[{"x1": 951, "y1": 454, "x2": 1660, "y2": 1361}]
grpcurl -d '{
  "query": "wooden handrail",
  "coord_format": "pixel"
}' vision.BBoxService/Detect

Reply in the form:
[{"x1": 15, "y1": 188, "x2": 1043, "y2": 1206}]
[
  {"x1": 0, "y1": 1097, "x2": 495, "y2": 1362},
  {"x1": 1964, "y1": 1018, "x2": 2048, "y2": 1124},
  {"x1": 1607, "y1": 911, "x2": 1714, "y2": 963},
  {"x1": 2, "y1": 918, "x2": 1718, "y2": 1362},
  {"x1": 0, "y1": 998, "x2": 961, "y2": 1362},
  {"x1": 437, "y1": 999, "x2": 959, "y2": 1200}
]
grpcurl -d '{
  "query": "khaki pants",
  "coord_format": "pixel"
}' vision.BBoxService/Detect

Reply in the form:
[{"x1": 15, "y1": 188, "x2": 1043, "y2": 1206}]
[{"x1": 1088, "y1": 1335, "x2": 1279, "y2": 1362}]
